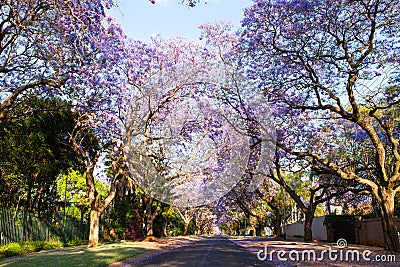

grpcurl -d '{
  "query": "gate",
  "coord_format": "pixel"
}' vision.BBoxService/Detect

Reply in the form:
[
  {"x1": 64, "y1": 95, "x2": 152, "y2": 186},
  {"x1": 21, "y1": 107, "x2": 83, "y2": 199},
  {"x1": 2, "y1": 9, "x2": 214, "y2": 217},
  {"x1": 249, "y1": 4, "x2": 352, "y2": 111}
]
[{"x1": 325, "y1": 215, "x2": 355, "y2": 244}]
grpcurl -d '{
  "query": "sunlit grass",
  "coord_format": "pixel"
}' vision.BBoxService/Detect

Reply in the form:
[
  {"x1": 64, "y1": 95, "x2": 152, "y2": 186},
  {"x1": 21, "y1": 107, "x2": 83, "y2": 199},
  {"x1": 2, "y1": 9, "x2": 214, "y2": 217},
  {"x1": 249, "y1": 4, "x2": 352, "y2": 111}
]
[{"x1": 0, "y1": 242, "x2": 148, "y2": 267}]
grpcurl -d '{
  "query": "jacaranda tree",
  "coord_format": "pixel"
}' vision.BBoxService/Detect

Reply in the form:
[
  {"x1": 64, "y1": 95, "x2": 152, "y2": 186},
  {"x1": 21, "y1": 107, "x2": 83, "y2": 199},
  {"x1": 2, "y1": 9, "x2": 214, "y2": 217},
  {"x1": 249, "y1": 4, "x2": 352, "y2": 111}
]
[
  {"x1": 0, "y1": 0, "x2": 115, "y2": 124},
  {"x1": 67, "y1": 15, "x2": 131, "y2": 247},
  {"x1": 242, "y1": 0, "x2": 400, "y2": 251}
]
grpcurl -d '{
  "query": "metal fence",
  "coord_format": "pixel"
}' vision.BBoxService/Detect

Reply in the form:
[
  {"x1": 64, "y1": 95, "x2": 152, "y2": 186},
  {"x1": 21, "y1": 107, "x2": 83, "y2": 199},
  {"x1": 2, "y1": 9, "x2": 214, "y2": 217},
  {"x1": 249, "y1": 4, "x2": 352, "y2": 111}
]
[{"x1": 0, "y1": 207, "x2": 89, "y2": 246}]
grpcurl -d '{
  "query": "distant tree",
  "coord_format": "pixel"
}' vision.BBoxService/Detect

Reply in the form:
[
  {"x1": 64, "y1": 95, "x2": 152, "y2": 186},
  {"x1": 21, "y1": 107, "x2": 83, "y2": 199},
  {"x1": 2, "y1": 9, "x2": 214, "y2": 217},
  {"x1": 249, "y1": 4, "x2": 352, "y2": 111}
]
[
  {"x1": 259, "y1": 153, "x2": 351, "y2": 241},
  {"x1": 56, "y1": 169, "x2": 109, "y2": 221},
  {"x1": 174, "y1": 206, "x2": 198, "y2": 236}
]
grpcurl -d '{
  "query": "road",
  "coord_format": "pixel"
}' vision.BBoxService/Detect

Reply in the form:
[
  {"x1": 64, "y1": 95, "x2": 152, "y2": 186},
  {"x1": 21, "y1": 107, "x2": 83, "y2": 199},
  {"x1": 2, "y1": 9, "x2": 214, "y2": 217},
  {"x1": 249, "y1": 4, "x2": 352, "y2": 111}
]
[{"x1": 135, "y1": 236, "x2": 273, "y2": 266}]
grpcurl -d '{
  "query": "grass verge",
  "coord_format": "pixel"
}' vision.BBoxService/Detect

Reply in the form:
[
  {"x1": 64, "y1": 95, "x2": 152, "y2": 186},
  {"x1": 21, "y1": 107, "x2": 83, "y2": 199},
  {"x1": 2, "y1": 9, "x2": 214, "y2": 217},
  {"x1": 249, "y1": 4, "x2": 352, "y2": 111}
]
[
  {"x1": 0, "y1": 242, "x2": 147, "y2": 267},
  {"x1": 0, "y1": 239, "x2": 89, "y2": 258}
]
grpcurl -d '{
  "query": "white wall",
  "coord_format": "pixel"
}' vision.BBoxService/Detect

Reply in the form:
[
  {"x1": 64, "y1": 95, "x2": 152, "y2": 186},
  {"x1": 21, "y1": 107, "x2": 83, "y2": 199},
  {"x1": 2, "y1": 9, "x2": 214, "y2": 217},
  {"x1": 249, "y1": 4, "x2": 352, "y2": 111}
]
[{"x1": 284, "y1": 216, "x2": 327, "y2": 240}]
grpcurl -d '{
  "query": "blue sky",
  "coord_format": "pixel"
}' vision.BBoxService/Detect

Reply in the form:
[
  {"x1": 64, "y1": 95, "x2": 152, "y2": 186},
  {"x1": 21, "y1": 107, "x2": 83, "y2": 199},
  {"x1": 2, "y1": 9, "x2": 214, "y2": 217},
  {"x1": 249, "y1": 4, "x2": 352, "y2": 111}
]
[{"x1": 107, "y1": 0, "x2": 254, "y2": 41}]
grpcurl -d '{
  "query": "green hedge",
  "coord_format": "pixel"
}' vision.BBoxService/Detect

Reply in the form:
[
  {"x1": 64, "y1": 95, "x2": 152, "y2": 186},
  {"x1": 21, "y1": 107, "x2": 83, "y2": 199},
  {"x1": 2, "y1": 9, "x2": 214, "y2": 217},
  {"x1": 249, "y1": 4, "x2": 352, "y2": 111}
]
[
  {"x1": 0, "y1": 239, "x2": 63, "y2": 258},
  {"x1": 0, "y1": 239, "x2": 89, "y2": 258}
]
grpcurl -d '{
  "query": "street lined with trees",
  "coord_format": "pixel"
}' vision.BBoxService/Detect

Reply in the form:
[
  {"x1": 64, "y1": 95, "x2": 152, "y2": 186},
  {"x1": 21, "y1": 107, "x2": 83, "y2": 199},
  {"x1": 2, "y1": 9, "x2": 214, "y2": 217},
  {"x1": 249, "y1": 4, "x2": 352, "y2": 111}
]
[{"x1": 1, "y1": 0, "x2": 399, "y2": 258}]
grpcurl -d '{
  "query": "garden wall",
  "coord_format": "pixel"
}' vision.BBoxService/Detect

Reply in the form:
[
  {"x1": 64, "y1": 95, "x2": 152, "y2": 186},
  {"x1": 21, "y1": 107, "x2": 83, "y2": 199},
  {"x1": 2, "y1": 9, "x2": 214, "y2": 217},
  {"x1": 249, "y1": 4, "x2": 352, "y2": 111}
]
[{"x1": 284, "y1": 216, "x2": 327, "y2": 240}]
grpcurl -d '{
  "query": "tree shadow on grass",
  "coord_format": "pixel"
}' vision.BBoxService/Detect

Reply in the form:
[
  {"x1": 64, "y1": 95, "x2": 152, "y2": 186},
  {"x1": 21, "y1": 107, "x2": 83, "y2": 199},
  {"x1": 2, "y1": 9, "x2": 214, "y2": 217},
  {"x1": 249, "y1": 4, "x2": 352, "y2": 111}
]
[{"x1": 0, "y1": 243, "x2": 149, "y2": 267}]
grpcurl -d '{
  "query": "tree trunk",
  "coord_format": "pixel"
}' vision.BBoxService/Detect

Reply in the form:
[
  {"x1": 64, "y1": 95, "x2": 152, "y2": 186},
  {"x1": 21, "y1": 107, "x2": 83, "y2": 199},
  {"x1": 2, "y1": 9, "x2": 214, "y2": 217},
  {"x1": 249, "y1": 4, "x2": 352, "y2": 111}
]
[
  {"x1": 32, "y1": 185, "x2": 44, "y2": 214},
  {"x1": 250, "y1": 220, "x2": 257, "y2": 237},
  {"x1": 26, "y1": 185, "x2": 33, "y2": 211},
  {"x1": 257, "y1": 217, "x2": 266, "y2": 237},
  {"x1": 87, "y1": 166, "x2": 100, "y2": 247},
  {"x1": 379, "y1": 193, "x2": 400, "y2": 252},
  {"x1": 163, "y1": 220, "x2": 168, "y2": 237},
  {"x1": 251, "y1": 224, "x2": 257, "y2": 237},
  {"x1": 227, "y1": 224, "x2": 234, "y2": 236},
  {"x1": 145, "y1": 199, "x2": 161, "y2": 236},
  {"x1": 88, "y1": 209, "x2": 101, "y2": 247},
  {"x1": 274, "y1": 212, "x2": 282, "y2": 237},
  {"x1": 86, "y1": 167, "x2": 118, "y2": 246},
  {"x1": 183, "y1": 221, "x2": 190, "y2": 236},
  {"x1": 177, "y1": 208, "x2": 194, "y2": 236},
  {"x1": 146, "y1": 217, "x2": 154, "y2": 236},
  {"x1": 304, "y1": 208, "x2": 314, "y2": 242}
]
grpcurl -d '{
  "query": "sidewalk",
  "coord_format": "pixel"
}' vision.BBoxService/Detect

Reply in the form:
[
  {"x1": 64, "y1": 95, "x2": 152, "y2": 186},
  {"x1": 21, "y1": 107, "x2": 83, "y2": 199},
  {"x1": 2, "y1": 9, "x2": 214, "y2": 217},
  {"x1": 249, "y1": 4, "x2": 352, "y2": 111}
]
[
  {"x1": 230, "y1": 236, "x2": 400, "y2": 266},
  {"x1": 107, "y1": 236, "x2": 205, "y2": 267}
]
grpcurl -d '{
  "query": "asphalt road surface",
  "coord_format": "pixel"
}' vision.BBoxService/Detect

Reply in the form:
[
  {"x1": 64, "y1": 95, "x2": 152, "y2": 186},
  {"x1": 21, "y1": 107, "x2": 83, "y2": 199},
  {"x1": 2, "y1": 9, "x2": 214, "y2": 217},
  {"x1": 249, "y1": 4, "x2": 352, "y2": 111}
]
[{"x1": 136, "y1": 236, "x2": 273, "y2": 266}]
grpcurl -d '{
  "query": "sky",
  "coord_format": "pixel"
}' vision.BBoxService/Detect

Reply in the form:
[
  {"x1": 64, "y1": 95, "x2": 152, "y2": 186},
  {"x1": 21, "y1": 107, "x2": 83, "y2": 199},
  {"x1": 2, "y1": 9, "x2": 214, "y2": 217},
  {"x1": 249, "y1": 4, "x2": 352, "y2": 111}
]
[{"x1": 106, "y1": 0, "x2": 254, "y2": 41}]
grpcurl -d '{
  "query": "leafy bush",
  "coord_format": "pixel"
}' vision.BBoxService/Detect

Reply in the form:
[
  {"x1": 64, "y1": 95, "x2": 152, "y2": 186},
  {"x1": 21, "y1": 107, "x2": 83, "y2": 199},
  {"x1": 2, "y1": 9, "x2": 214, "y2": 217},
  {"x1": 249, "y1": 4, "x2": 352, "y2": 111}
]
[
  {"x1": 108, "y1": 195, "x2": 144, "y2": 240},
  {"x1": 0, "y1": 242, "x2": 25, "y2": 258},
  {"x1": 0, "y1": 239, "x2": 64, "y2": 258}
]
